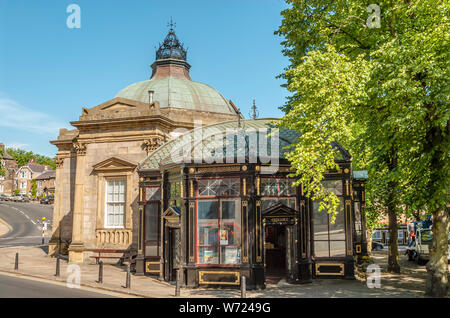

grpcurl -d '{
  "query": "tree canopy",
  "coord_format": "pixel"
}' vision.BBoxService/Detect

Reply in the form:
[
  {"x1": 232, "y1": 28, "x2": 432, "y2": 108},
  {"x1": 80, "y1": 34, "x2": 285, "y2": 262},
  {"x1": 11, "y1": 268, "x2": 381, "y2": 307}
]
[
  {"x1": 276, "y1": 0, "x2": 449, "y2": 296},
  {"x1": 6, "y1": 148, "x2": 55, "y2": 170}
]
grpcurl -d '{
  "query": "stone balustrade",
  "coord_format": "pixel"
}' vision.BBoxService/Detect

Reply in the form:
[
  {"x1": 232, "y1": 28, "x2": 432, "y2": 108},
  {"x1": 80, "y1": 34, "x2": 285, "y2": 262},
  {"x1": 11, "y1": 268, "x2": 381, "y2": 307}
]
[{"x1": 96, "y1": 229, "x2": 132, "y2": 246}]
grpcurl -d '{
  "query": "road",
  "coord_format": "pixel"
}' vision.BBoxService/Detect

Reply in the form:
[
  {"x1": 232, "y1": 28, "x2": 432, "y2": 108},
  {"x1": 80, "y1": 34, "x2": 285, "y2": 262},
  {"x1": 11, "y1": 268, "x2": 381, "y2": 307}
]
[
  {"x1": 0, "y1": 201, "x2": 53, "y2": 248},
  {"x1": 0, "y1": 272, "x2": 116, "y2": 298}
]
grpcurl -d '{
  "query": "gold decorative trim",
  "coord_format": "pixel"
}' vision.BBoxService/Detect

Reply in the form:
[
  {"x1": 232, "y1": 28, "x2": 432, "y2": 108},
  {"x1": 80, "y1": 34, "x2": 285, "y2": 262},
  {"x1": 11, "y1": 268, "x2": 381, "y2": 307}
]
[
  {"x1": 324, "y1": 169, "x2": 342, "y2": 175},
  {"x1": 256, "y1": 177, "x2": 260, "y2": 195},
  {"x1": 180, "y1": 181, "x2": 184, "y2": 198},
  {"x1": 356, "y1": 244, "x2": 362, "y2": 254},
  {"x1": 190, "y1": 180, "x2": 194, "y2": 198},
  {"x1": 346, "y1": 180, "x2": 349, "y2": 196},
  {"x1": 255, "y1": 165, "x2": 260, "y2": 172},
  {"x1": 243, "y1": 178, "x2": 247, "y2": 196},
  {"x1": 315, "y1": 263, "x2": 345, "y2": 276},
  {"x1": 301, "y1": 183, "x2": 304, "y2": 196},
  {"x1": 197, "y1": 166, "x2": 240, "y2": 173},
  {"x1": 344, "y1": 168, "x2": 349, "y2": 174},
  {"x1": 198, "y1": 271, "x2": 240, "y2": 286},
  {"x1": 189, "y1": 168, "x2": 195, "y2": 174},
  {"x1": 242, "y1": 165, "x2": 247, "y2": 171}
]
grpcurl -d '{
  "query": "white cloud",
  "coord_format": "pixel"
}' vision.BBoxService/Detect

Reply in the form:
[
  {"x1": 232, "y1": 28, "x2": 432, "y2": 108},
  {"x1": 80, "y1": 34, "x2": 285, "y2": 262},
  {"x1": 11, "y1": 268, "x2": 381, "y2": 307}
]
[
  {"x1": 5, "y1": 142, "x2": 30, "y2": 150},
  {"x1": 0, "y1": 93, "x2": 69, "y2": 135}
]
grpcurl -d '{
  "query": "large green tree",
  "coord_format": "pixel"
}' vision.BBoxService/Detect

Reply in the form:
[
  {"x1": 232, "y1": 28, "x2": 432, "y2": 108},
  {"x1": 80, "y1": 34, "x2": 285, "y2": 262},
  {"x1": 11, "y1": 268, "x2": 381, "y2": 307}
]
[
  {"x1": 276, "y1": 0, "x2": 449, "y2": 296},
  {"x1": 6, "y1": 148, "x2": 55, "y2": 170}
]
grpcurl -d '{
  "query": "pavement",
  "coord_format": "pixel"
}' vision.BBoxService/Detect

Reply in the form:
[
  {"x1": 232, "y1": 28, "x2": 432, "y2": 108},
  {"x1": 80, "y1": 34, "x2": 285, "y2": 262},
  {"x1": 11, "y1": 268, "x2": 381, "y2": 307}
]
[
  {"x1": 0, "y1": 201, "x2": 446, "y2": 298},
  {"x1": 0, "y1": 244, "x2": 442, "y2": 298}
]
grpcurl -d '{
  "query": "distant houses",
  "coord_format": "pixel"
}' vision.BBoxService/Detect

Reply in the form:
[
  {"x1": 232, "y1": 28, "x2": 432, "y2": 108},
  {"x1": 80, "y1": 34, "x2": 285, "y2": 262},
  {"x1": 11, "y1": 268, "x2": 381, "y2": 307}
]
[{"x1": 0, "y1": 143, "x2": 55, "y2": 197}]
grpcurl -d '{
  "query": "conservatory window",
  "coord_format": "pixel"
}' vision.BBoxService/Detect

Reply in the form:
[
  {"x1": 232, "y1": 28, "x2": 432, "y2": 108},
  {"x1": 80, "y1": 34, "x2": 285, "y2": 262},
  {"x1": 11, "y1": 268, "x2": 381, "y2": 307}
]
[{"x1": 197, "y1": 199, "x2": 241, "y2": 265}]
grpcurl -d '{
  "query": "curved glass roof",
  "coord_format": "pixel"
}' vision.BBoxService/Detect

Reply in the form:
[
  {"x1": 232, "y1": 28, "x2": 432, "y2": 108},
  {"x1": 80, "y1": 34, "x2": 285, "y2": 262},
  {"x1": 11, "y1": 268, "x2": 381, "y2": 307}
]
[{"x1": 138, "y1": 118, "x2": 301, "y2": 171}]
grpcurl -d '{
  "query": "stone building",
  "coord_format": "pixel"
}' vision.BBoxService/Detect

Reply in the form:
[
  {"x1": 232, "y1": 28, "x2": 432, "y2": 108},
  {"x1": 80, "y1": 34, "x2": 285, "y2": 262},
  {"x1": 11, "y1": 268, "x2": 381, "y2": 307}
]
[
  {"x1": 35, "y1": 170, "x2": 56, "y2": 197},
  {"x1": 49, "y1": 27, "x2": 242, "y2": 261},
  {"x1": 0, "y1": 143, "x2": 17, "y2": 196},
  {"x1": 15, "y1": 159, "x2": 52, "y2": 196}
]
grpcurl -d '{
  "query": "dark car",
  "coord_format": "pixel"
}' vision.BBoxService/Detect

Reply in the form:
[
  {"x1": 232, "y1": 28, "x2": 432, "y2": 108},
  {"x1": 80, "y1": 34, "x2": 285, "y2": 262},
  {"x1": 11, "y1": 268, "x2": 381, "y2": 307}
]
[
  {"x1": 372, "y1": 242, "x2": 384, "y2": 250},
  {"x1": 40, "y1": 196, "x2": 54, "y2": 204}
]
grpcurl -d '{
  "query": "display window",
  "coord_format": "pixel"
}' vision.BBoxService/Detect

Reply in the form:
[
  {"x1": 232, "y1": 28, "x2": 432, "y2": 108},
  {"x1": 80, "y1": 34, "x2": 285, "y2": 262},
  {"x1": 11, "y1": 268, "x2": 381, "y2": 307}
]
[{"x1": 196, "y1": 178, "x2": 241, "y2": 265}]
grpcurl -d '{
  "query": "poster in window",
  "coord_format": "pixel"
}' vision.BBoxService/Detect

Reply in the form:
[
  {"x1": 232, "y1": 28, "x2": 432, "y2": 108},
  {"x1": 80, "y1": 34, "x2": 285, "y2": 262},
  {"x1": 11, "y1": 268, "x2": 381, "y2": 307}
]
[
  {"x1": 224, "y1": 246, "x2": 239, "y2": 264},
  {"x1": 220, "y1": 229, "x2": 228, "y2": 245},
  {"x1": 204, "y1": 249, "x2": 215, "y2": 263}
]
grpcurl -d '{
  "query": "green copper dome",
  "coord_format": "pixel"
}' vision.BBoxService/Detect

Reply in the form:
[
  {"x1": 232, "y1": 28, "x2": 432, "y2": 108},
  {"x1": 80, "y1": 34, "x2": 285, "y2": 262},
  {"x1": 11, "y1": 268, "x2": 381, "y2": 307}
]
[
  {"x1": 115, "y1": 76, "x2": 238, "y2": 115},
  {"x1": 116, "y1": 27, "x2": 239, "y2": 116}
]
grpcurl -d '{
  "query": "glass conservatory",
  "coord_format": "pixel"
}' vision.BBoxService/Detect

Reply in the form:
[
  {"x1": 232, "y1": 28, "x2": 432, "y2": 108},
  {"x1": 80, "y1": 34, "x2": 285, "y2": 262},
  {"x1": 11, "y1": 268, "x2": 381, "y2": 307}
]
[{"x1": 135, "y1": 119, "x2": 368, "y2": 289}]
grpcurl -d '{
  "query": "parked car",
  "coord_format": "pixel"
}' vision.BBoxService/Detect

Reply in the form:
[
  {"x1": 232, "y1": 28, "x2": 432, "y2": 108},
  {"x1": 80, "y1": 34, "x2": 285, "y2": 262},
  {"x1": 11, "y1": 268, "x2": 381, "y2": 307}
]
[
  {"x1": 11, "y1": 195, "x2": 23, "y2": 202},
  {"x1": 372, "y1": 242, "x2": 384, "y2": 250},
  {"x1": 0, "y1": 194, "x2": 8, "y2": 201},
  {"x1": 40, "y1": 196, "x2": 54, "y2": 205},
  {"x1": 21, "y1": 195, "x2": 30, "y2": 203}
]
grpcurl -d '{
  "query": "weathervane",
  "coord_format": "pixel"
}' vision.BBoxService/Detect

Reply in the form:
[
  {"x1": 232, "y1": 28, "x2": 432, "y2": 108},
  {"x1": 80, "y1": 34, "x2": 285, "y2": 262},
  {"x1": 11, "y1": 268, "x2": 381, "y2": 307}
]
[{"x1": 167, "y1": 17, "x2": 176, "y2": 31}]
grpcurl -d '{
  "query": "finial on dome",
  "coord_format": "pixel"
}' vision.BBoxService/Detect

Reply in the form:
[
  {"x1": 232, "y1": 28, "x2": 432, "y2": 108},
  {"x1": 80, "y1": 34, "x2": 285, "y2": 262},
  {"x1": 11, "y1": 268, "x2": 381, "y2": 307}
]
[{"x1": 156, "y1": 19, "x2": 187, "y2": 61}]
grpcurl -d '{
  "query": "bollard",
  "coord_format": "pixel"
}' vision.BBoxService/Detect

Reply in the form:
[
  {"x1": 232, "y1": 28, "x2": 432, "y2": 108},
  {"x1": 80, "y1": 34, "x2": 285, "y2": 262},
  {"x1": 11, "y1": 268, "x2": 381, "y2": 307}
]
[
  {"x1": 241, "y1": 275, "x2": 246, "y2": 298},
  {"x1": 125, "y1": 263, "x2": 131, "y2": 289},
  {"x1": 175, "y1": 269, "x2": 180, "y2": 297},
  {"x1": 14, "y1": 252, "x2": 18, "y2": 270},
  {"x1": 55, "y1": 256, "x2": 60, "y2": 277},
  {"x1": 98, "y1": 260, "x2": 103, "y2": 284}
]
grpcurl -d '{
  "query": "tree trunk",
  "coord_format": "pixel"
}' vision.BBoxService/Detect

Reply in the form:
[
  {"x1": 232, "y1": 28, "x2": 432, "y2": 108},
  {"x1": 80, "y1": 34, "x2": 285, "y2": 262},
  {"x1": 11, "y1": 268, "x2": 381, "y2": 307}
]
[
  {"x1": 366, "y1": 228, "x2": 373, "y2": 255},
  {"x1": 386, "y1": 148, "x2": 400, "y2": 273},
  {"x1": 425, "y1": 208, "x2": 449, "y2": 297},
  {"x1": 387, "y1": 197, "x2": 400, "y2": 273}
]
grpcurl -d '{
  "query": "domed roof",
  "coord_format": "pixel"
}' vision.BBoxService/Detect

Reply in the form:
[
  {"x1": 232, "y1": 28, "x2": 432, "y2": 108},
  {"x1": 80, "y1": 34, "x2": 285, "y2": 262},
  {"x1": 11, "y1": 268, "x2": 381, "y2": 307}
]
[
  {"x1": 115, "y1": 25, "x2": 239, "y2": 116},
  {"x1": 116, "y1": 76, "x2": 238, "y2": 115}
]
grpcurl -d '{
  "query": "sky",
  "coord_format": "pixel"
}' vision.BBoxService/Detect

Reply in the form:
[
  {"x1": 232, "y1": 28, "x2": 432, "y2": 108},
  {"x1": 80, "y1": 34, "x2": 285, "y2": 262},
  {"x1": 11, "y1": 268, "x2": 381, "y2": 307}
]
[{"x1": 0, "y1": 0, "x2": 291, "y2": 157}]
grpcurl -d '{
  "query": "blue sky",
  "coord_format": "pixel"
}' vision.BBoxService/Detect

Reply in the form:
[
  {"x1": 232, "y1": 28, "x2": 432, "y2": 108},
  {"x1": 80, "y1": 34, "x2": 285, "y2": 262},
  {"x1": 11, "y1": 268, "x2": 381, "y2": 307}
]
[{"x1": 0, "y1": 0, "x2": 290, "y2": 157}]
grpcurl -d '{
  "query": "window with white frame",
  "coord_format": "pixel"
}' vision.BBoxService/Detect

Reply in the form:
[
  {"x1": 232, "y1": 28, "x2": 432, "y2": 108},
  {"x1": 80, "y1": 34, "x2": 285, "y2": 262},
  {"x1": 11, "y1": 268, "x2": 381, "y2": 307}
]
[
  {"x1": 20, "y1": 170, "x2": 27, "y2": 178},
  {"x1": 20, "y1": 181, "x2": 27, "y2": 189},
  {"x1": 105, "y1": 179, "x2": 126, "y2": 228},
  {"x1": 0, "y1": 185, "x2": 3, "y2": 193}
]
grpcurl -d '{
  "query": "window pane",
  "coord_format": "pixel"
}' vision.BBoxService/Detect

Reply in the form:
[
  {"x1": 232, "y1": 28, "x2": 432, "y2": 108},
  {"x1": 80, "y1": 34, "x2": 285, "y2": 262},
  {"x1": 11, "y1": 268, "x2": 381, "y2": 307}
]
[
  {"x1": 146, "y1": 187, "x2": 161, "y2": 201},
  {"x1": 330, "y1": 241, "x2": 346, "y2": 257},
  {"x1": 220, "y1": 246, "x2": 241, "y2": 264},
  {"x1": 313, "y1": 201, "x2": 329, "y2": 241},
  {"x1": 199, "y1": 247, "x2": 218, "y2": 264},
  {"x1": 198, "y1": 179, "x2": 220, "y2": 197},
  {"x1": 199, "y1": 224, "x2": 218, "y2": 245},
  {"x1": 314, "y1": 241, "x2": 329, "y2": 257},
  {"x1": 145, "y1": 203, "x2": 159, "y2": 242},
  {"x1": 219, "y1": 178, "x2": 240, "y2": 196},
  {"x1": 261, "y1": 178, "x2": 278, "y2": 196},
  {"x1": 322, "y1": 180, "x2": 343, "y2": 196},
  {"x1": 198, "y1": 201, "x2": 219, "y2": 219},
  {"x1": 261, "y1": 198, "x2": 278, "y2": 211},
  {"x1": 221, "y1": 200, "x2": 236, "y2": 219},
  {"x1": 329, "y1": 199, "x2": 345, "y2": 240},
  {"x1": 279, "y1": 179, "x2": 295, "y2": 196}
]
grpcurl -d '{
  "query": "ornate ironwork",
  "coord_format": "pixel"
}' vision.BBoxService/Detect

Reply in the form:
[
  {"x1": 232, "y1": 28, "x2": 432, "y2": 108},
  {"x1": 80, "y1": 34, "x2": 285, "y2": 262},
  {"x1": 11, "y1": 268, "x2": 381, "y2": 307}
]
[{"x1": 156, "y1": 20, "x2": 187, "y2": 61}]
